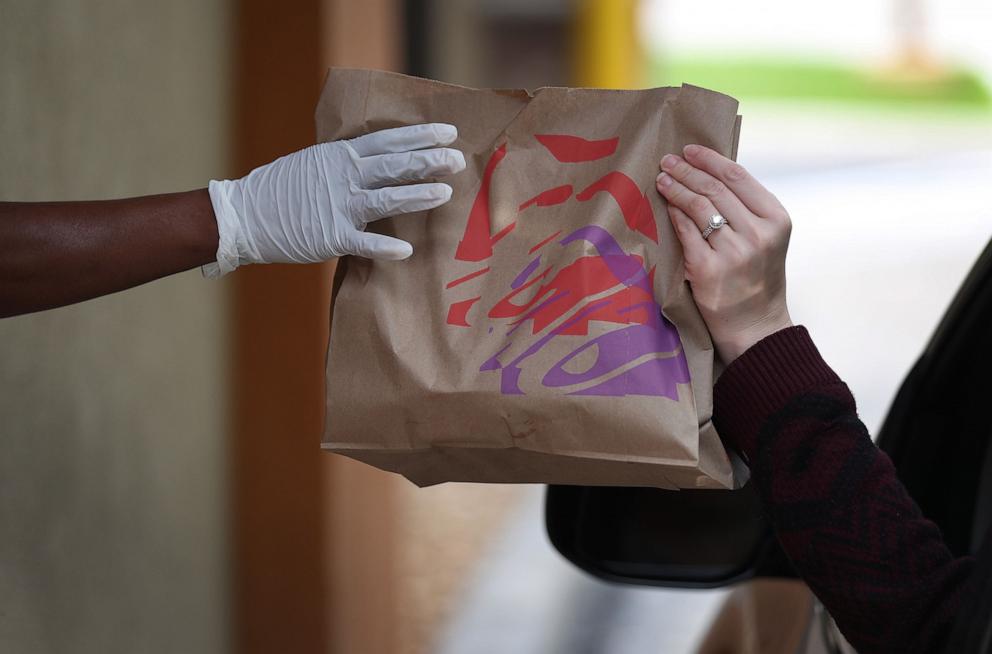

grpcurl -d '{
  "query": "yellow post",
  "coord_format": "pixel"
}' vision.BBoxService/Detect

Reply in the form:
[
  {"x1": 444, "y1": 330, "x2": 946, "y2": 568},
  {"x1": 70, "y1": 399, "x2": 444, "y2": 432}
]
[{"x1": 572, "y1": 0, "x2": 643, "y2": 89}]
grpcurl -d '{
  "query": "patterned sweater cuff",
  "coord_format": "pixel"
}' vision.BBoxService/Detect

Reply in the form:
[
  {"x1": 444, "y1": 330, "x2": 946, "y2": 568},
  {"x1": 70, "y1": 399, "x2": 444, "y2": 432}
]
[{"x1": 713, "y1": 326, "x2": 846, "y2": 459}]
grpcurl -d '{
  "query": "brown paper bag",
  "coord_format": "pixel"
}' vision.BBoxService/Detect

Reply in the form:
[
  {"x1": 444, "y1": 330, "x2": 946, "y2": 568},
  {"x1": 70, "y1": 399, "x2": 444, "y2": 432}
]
[{"x1": 318, "y1": 68, "x2": 745, "y2": 490}]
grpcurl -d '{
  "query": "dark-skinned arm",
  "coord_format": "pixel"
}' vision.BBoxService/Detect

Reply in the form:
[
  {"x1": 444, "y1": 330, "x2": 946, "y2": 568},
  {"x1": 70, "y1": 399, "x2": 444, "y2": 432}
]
[
  {"x1": 0, "y1": 123, "x2": 467, "y2": 319},
  {"x1": 0, "y1": 190, "x2": 218, "y2": 318}
]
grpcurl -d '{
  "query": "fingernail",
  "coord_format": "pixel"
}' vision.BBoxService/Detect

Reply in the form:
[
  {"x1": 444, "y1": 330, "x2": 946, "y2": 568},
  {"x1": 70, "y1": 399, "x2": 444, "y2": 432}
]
[
  {"x1": 661, "y1": 154, "x2": 679, "y2": 170},
  {"x1": 684, "y1": 144, "x2": 701, "y2": 157},
  {"x1": 656, "y1": 172, "x2": 672, "y2": 187}
]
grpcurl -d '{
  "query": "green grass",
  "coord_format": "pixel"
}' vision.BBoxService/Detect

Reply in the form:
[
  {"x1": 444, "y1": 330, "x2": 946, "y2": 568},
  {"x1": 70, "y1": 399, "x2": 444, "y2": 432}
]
[{"x1": 650, "y1": 56, "x2": 992, "y2": 110}]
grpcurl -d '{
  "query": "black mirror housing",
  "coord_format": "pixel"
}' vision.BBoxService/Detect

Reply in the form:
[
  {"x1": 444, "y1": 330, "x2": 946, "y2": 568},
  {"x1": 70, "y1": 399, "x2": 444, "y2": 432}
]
[{"x1": 545, "y1": 483, "x2": 796, "y2": 588}]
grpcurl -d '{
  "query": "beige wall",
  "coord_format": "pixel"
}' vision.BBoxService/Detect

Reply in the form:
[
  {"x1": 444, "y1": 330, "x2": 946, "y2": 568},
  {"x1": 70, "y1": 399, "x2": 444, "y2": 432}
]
[{"x1": 0, "y1": 2, "x2": 231, "y2": 653}]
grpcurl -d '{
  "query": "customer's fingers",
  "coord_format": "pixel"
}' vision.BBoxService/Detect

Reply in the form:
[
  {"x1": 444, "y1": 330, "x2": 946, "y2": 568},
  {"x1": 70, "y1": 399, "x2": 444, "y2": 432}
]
[
  {"x1": 667, "y1": 204, "x2": 713, "y2": 264},
  {"x1": 659, "y1": 153, "x2": 756, "y2": 238},
  {"x1": 655, "y1": 171, "x2": 739, "y2": 249},
  {"x1": 681, "y1": 145, "x2": 789, "y2": 223}
]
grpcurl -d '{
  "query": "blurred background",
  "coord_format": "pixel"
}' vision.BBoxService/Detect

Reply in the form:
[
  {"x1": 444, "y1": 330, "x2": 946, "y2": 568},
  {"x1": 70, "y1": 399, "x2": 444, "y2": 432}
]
[{"x1": 1, "y1": 0, "x2": 991, "y2": 652}]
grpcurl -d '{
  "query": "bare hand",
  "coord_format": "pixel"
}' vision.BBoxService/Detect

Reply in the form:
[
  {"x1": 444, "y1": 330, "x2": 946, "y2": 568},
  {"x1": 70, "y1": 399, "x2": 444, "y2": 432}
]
[{"x1": 656, "y1": 145, "x2": 793, "y2": 363}]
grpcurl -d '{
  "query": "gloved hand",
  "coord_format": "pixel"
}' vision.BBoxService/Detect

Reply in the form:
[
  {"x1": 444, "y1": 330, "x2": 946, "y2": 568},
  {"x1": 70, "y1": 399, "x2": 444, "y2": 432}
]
[{"x1": 203, "y1": 123, "x2": 465, "y2": 277}]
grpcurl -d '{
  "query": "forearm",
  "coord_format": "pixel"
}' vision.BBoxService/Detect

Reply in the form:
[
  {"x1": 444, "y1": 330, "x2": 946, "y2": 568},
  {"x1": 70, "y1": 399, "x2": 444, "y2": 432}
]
[
  {"x1": 713, "y1": 327, "x2": 973, "y2": 654},
  {"x1": 653, "y1": 145, "x2": 974, "y2": 651},
  {"x1": 0, "y1": 124, "x2": 464, "y2": 317},
  {"x1": 0, "y1": 189, "x2": 218, "y2": 317}
]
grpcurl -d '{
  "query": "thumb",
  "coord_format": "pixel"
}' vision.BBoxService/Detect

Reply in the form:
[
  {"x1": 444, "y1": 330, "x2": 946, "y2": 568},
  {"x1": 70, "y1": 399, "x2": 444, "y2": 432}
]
[{"x1": 348, "y1": 231, "x2": 414, "y2": 261}]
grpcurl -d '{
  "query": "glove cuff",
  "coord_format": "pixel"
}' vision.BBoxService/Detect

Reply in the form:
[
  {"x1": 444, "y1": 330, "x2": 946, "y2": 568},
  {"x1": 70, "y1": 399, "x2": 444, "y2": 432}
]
[{"x1": 202, "y1": 179, "x2": 246, "y2": 278}]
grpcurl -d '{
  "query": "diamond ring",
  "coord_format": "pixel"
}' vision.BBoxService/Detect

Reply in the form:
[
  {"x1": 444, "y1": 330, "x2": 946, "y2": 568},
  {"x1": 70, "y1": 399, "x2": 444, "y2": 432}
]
[{"x1": 701, "y1": 214, "x2": 728, "y2": 240}]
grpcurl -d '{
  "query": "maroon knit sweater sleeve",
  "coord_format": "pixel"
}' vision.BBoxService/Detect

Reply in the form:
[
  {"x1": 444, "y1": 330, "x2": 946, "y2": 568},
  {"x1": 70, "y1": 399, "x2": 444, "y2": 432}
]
[{"x1": 713, "y1": 326, "x2": 974, "y2": 654}]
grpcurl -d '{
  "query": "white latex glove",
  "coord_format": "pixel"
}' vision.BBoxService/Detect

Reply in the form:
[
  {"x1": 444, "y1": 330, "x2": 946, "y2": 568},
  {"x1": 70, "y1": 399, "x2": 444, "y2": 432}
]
[{"x1": 203, "y1": 123, "x2": 465, "y2": 277}]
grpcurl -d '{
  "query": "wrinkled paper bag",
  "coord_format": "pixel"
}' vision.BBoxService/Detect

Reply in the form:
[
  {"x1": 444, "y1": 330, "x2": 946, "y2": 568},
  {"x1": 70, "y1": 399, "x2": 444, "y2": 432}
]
[{"x1": 319, "y1": 68, "x2": 745, "y2": 490}]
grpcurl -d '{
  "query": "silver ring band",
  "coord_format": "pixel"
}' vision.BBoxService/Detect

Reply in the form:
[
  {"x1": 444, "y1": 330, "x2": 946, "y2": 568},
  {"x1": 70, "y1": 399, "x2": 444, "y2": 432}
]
[{"x1": 701, "y1": 214, "x2": 728, "y2": 240}]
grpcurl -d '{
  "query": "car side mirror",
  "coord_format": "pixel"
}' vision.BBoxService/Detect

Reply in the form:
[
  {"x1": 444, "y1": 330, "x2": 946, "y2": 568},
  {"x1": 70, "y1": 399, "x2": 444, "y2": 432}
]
[{"x1": 545, "y1": 483, "x2": 795, "y2": 588}]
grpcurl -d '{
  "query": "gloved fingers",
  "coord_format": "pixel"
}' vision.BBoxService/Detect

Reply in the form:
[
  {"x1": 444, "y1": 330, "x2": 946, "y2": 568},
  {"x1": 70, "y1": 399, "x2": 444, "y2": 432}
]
[
  {"x1": 359, "y1": 148, "x2": 466, "y2": 188},
  {"x1": 347, "y1": 123, "x2": 458, "y2": 157},
  {"x1": 347, "y1": 231, "x2": 415, "y2": 260},
  {"x1": 358, "y1": 183, "x2": 453, "y2": 222}
]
